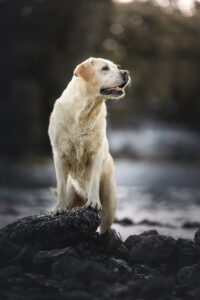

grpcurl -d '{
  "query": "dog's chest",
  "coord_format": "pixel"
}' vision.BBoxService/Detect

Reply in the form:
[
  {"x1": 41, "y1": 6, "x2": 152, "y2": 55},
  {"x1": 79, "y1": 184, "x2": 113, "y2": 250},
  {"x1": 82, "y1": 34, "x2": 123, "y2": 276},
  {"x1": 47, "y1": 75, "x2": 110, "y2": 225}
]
[{"x1": 59, "y1": 127, "x2": 101, "y2": 173}]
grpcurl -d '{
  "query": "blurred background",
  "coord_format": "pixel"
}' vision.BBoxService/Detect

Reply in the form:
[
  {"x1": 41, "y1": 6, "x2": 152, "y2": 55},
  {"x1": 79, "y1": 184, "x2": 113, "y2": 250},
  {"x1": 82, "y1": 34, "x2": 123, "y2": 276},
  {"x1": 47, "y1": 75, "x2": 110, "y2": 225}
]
[{"x1": 1, "y1": 0, "x2": 200, "y2": 239}]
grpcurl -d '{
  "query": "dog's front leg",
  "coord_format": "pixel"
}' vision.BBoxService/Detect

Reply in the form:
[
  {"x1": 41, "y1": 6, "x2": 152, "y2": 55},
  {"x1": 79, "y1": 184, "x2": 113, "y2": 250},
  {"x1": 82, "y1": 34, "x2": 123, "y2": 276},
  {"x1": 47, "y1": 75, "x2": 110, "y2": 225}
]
[
  {"x1": 52, "y1": 152, "x2": 69, "y2": 215},
  {"x1": 85, "y1": 149, "x2": 103, "y2": 211}
]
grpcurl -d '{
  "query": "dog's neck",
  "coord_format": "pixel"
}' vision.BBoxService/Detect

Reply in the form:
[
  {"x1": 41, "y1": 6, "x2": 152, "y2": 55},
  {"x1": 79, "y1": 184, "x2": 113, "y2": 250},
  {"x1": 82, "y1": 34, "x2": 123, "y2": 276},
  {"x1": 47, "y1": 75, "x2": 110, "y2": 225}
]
[
  {"x1": 58, "y1": 78, "x2": 106, "y2": 127},
  {"x1": 79, "y1": 96, "x2": 105, "y2": 125}
]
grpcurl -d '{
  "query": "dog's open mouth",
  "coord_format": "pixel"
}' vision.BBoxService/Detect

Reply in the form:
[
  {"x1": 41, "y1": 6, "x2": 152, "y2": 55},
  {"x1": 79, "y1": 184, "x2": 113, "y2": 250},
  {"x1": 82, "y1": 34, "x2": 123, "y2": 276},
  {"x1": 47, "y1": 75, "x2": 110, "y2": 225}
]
[{"x1": 100, "y1": 82, "x2": 127, "y2": 95}]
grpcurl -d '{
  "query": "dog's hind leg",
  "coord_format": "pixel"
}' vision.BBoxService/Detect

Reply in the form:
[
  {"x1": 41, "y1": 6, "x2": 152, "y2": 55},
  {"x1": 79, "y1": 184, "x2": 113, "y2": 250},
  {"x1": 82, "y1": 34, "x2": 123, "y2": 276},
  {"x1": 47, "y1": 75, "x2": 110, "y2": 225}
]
[{"x1": 99, "y1": 171, "x2": 117, "y2": 234}]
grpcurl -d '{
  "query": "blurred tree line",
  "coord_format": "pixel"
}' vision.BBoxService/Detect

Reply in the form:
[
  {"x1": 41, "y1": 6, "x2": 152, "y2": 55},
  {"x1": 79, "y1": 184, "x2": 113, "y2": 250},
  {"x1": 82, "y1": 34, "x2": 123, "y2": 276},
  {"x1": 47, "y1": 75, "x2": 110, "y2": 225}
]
[{"x1": 0, "y1": 0, "x2": 200, "y2": 157}]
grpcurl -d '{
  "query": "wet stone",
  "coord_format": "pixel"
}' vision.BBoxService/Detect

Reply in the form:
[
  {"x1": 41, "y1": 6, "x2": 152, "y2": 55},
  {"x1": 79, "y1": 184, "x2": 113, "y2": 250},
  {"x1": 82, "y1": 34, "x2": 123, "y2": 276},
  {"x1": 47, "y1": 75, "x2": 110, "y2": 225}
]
[
  {"x1": 178, "y1": 262, "x2": 200, "y2": 289},
  {"x1": 182, "y1": 222, "x2": 200, "y2": 228},
  {"x1": 107, "y1": 257, "x2": 133, "y2": 277},
  {"x1": 134, "y1": 264, "x2": 160, "y2": 279},
  {"x1": 0, "y1": 207, "x2": 101, "y2": 250},
  {"x1": 51, "y1": 253, "x2": 81, "y2": 280},
  {"x1": 194, "y1": 228, "x2": 200, "y2": 245},
  {"x1": 114, "y1": 244, "x2": 129, "y2": 259},
  {"x1": 10, "y1": 245, "x2": 38, "y2": 268},
  {"x1": 66, "y1": 290, "x2": 91, "y2": 300},
  {"x1": 114, "y1": 217, "x2": 134, "y2": 226},
  {"x1": 33, "y1": 246, "x2": 79, "y2": 267},
  {"x1": 73, "y1": 260, "x2": 114, "y2": 286},
  {"x1": 173, "y1": 238, "x2": 200, "y2": 268},
  {"x1": 129, "y1": 234, "x2": 176, "y2": 264},
  {"x1": 138, "y1": 276, "x2": 176, "y2": 299},
  {"x1": 61, "y1": 278, "x2": 86, "y2": 292},
  {"x1": 124, "y1": 230, "x2": 159, "y2": 250},
  {"x1": 0, "y1": 238, "x2": 21, "y2": 267},
  {"x1": 89, "y1": 280, "x2": 111, "y2": 294},
  {"x1": 188, "y1": 287, "x2": 200, "y2": 300},
  {"x1": 96, "y1": 228, "x2": 122, "y2": 254},
  {"x1": 0, "y1": 265, "x2": 23, "y2": 279}
]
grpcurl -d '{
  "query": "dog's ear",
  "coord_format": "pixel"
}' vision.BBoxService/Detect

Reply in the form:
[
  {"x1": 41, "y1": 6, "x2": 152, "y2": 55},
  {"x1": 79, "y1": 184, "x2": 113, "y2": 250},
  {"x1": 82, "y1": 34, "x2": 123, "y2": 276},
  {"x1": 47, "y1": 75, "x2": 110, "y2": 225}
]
[{"x1": 74, "y1": 59, "x2": 96, "y2": 83}]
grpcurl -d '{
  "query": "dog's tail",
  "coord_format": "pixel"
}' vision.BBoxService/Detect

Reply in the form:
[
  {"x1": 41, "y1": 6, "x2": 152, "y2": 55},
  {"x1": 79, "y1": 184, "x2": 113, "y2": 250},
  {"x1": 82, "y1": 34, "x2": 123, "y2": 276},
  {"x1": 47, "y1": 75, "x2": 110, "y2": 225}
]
[{"x1": 50, "y1": 188, "x2": 57, "y2": 196}]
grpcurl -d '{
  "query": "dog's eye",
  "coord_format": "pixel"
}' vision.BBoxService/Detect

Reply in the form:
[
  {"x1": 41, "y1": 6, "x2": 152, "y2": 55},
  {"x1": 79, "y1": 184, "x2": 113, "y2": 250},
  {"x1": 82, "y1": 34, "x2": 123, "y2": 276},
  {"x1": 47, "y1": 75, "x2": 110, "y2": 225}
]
[{"x1": 102, "y1": 65, "x2": 109, "y2": 71}]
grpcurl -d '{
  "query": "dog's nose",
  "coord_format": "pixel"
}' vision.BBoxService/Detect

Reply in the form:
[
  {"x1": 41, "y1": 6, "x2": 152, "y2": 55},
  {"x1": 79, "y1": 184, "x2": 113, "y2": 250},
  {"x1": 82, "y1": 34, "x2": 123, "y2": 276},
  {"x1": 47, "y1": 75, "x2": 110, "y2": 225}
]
[
  {"x1": 120, "y1": 70, "x2": 130, "y2": 82},
  {"x1": 120, "y1": 70, "x2": 130, "y2": 76}
]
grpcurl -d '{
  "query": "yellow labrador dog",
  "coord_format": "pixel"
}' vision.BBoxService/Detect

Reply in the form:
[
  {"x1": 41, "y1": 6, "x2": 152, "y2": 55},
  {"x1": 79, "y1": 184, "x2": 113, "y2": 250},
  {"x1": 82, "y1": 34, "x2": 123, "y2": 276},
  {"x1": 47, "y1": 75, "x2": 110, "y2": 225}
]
[{"x1": 48, "y1": 57, "x2": 130, "y2": 233}]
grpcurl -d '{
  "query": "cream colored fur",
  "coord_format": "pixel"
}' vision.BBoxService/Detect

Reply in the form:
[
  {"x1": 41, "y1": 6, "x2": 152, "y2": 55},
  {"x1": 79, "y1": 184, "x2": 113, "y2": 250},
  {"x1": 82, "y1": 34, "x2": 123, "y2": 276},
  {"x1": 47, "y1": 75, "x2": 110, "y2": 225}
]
[{"x1": 48, "y1": 57, "x2": 129, "y2": 234}]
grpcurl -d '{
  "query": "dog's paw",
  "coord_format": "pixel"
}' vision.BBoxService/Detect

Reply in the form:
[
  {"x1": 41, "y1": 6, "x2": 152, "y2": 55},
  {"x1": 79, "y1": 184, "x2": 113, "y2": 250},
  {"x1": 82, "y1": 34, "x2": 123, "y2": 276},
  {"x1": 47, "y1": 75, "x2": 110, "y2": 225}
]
[
  {"x1": 51, "y1": 204, "x2": 68, "y2": 216},
  {"x1": 85, "y1": 198, "x2": 102, "y2": 211}
]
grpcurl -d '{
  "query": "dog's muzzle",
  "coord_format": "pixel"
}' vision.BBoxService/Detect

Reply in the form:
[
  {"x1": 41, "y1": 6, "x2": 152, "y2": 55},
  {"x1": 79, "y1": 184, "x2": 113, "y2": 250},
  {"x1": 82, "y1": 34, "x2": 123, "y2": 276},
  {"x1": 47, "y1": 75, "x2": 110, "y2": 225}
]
[{"x1": 100, "y1": 69, "x2": 130, "y2": 96}]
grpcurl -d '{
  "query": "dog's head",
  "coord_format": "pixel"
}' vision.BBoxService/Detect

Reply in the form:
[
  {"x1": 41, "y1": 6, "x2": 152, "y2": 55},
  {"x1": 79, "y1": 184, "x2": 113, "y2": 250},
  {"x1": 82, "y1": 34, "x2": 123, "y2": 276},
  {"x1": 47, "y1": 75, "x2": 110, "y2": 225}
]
[{"x1": 74, "y1": 57, "x2": 130, "y2": 99}]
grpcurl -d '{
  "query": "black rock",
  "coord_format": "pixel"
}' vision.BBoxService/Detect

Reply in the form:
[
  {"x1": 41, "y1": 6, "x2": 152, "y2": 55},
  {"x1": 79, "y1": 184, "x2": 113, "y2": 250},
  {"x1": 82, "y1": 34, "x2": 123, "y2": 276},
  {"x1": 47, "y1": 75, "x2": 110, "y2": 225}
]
[
  {"x1": 0, "y1": 265, "x2": 23, "y2": 290},
  {"x1": 182, "y1": 222, "x2": 200, "y2": 228},
  {"x1": 0, "y1": 207, "x2": 101, "y2": 250},
  {"x1": 138, "y1": 276, "x2": 175, "y2": 298},
  {"x1": 188, "y1": 287, "x2": 200, "y2": 300},
  {"x1": 177, "y1": 265, "x2": 192, "y2": 286},
  {"x1": 0, "y1": 265, "x2": 23, "y2": 280},
  {"x1": 173, "y1": 238, "x2": 200, "y2": 268},
  {"x1": 96, "y1": 228, "x2": 122, "y2": 254},
  {"x1": 194, "y1": 228, "x2": 200, "y2": 244},
  {"x1": 89, "y1": 280, "x2": 111, "y2": 295},
  {"x1": 115, "y1": 244, "x2": 129, "y2": 259},
  {"x1": 66, "y1": 290, "x2": 91, "y2": 300},
  {"x1": 139, "y1": 230, "x2": 159, "y2": 237},
  {"x1": 51, "y1": 248, "x2": 80, "y2": 280},
  {"x1": 114, "y1": 217, "x2": 134, "y2": 226},
  {"x1": 73, "y1": 260, "x2": 114, "y2": 285},
  {"x1": 134, "y1": 263, "x2": 160, "y2": 279},
  {"x1": 124, "y1": 230, "x2": 158, "y2": 250},
  {"x1": 107, "y1": 257, "x2": 133, "y2": 279},
  {"x1": 0, "y1": 238, "x2": 21, "y2": 267},
  {"x1": 129, "y1": 234, "x2": 176, "y2": 264},
  {"x1": 126, "y1": 275, "x2": 175, "y2": 299},
  {"x1": 61, "y1": 278, "x2": 86, "y2": 292},
  {"x1": 33, "y1": 246, "x2": 79, "y2": 269},
  {"x1": 10, "y1": 245, "x2": 38, "y2": 268},
  {"x1": 178, "y1": 262, "x2": 200, "y2": 288}
]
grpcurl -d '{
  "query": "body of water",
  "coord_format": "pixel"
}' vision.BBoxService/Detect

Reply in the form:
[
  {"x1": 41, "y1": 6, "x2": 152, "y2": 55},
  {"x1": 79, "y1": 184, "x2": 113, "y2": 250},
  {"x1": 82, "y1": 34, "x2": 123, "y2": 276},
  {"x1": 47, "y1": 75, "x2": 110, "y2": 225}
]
[{"x1": 1, "y1": 124, "x2": 200, "y2": 240}]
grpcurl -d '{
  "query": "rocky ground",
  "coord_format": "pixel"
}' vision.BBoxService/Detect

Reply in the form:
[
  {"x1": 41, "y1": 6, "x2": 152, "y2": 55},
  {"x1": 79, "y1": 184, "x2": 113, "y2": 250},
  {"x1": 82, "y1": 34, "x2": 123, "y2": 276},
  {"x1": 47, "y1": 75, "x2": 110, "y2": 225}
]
[{"x1": 0, "y1": 208, "x2": 200, "y2": 300}]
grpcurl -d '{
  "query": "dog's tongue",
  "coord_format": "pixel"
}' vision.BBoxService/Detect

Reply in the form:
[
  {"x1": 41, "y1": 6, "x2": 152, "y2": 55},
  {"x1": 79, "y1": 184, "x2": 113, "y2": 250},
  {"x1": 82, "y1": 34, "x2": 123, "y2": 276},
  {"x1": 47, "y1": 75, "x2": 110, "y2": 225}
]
[{"x1": 105, "y1": 86, "x2": 122, "y2": 91}]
